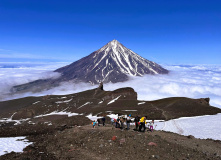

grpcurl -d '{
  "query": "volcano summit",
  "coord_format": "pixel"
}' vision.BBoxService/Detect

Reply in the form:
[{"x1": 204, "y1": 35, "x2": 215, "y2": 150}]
[
  {"x1": 12, "y1": 40, "x2": 168, "y2": 93},
  {"x1": 56, "y1": 40, "x2": 168, "y2": 84}
]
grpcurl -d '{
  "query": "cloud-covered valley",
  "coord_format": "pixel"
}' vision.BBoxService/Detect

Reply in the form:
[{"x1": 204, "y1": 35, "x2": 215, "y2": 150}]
[{"x1": 0, "y1": 62, "x2": 221, "y2": 108}]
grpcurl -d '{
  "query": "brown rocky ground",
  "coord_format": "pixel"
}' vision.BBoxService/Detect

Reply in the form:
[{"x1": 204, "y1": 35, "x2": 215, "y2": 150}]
[
  {"x1": 1, "y1": 86, "x2": 221, "y2": 159},
  {"x1": 1, "y1": 120, "x2": 221, "y2": 160}
]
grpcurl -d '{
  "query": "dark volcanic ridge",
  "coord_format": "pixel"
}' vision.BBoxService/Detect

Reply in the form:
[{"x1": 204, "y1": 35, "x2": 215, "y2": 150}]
[
  {"x1": 1, "y1": 84, "x2": 220, "y2": 126},
  {"x1": 11, "y1": 39, "x2": 168, "y2": 93}
]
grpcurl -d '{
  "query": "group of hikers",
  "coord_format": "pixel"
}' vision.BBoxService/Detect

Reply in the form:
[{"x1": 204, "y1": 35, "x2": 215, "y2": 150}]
[
  {"x1": 92, "y1": 116, "x2": 106, "y2": 128},
  {"x1": 92, "y1": 115, "x2": 155, "y2": 132}
]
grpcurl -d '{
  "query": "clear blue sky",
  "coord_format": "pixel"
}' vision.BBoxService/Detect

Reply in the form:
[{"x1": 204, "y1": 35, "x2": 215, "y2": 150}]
[{"x1": 0, "y1": 0, "x2": 221, "y2": 64}]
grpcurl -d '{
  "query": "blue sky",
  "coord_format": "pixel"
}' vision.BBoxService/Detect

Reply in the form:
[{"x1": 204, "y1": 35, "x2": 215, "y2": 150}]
[{"x1": 0, "y1": 0, "x2": 221, "y2": 64}]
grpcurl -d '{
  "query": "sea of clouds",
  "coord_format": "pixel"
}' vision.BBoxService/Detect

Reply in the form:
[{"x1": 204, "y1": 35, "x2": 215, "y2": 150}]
[{"x1": 0, "y1": 62, "x2": 221, "y2": 108}]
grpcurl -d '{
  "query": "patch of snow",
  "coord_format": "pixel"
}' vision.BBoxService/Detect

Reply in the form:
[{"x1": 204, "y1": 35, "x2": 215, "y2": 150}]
[
  {"x1": 107, "y1": 114, "x2": 118, "y2": 119},
  {"x1": 86, "y1": 114, "x2": 103, "y2": 121},
  {"x1": 34, "y1": 111, "x2": 81, "y2": 118},
  {"x1": 60, "y1": 97, "x2": 67, "y2": 99},
  {"x1": 55, "y1": 98, "x2": 72, "y2": 104},
  {"x1": 27, "y1": 121, "x2": 35, "y2": 125},
  {"x1": 107, "y1": 95, "x2": 121, "y2": 105},
  {"x1": 77, "y1": 102, "x2": 91, "y2": 109},
  {"x1": 32, "y1": 101, "x2": 40, "y2": 105},
  {"x1": 155, "y1": 113, "x2": 221, "y2": 141},
  {"x1": 122, "y1": 110, "x2": 137, "y2": 111},
  {"x1": 0, "y1": 112, "x2": 30, "y2": 125},
  {"x1": 98, "y1": 101, "x2": 103, "y2": 104},
  {"x1": 138, "y1": 102, "x2": 145, "y2": 105},
  {"x1": 149, "y1": 68, "x2": 158, "y2": 74},
  {"x1": 0, "y1": 137, "x2": 32, "y2": 156},
  {"x1": 147, "y1": 120, "x2": 165, "y2": 122},
  {"x1": 103, "y1": 70, "x2": 113, "y2": 81}
]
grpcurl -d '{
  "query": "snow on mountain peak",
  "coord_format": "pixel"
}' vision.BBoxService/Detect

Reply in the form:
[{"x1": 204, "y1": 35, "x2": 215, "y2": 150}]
[
  {"x1": 109, "y1": 39, "x2": 119, "y2": 44},
  {"x1": 98, "y1": 39, "x2": 122, "y2": 53},
  {"x1": 91, "y1": 40, "x2": 168, "y2": 78},
  {"x1": 108, "y1": 39, "x2": 120, "y2": 47},
  {"x1": 55, "y1": 40, "x2": 169, "y2": 84}
]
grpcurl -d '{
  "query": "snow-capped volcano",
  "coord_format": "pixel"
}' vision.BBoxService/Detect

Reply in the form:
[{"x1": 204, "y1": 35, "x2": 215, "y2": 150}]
[
  {"x1": 55, "y1": 39, "x2": 168, "y2": 84},
  {"x1": 12, "y1": 40, "x2": 168, "y2": 93},
  {"x1": 95, "y1": 39, "x2": 165, "y2": 76}
]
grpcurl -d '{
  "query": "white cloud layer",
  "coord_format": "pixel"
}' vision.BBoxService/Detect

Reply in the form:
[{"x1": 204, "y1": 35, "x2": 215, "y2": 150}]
[
  {"x1": 0, "y1": 62, "x2": 67, "y2": 95},
  {"x1": 0, "y1": 62, "x2": 221, "y2": 108},
  {"x1": 104, "y1": 64, "x2": 221, "y2": 108}
]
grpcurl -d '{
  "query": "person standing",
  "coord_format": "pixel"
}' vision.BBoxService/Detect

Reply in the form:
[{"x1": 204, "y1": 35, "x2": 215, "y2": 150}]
[
  {"x1": 139, "y1": 116, "x2": 147, "y2": 132},
  {"x1": 120, "y1": 117, "x2": 125, "y2": 130},
  {"x1": 111, "y1": 118, "x2": 115, "y2": 126},
  {"x1": 92, "y1": 120, "x2": 97, "y2": 128},
  {"x1": 134, "y1": 115, "x2": 140, "y2": 131},
  {"x1": 116, "y1": 117, "x2": 120, "y2": 128},
  {"x1": 102, "y1": 116, "x2": 106, "y2": 126},
  {"x1": 149, "y1": 120, "x2": 154, "y2": 132},
  {"x1": 97, "y1": 118, "x2": 101, "y2": 126},
  {"x1": 126, "y1": 115, "x2": 131, "y2": 130}
]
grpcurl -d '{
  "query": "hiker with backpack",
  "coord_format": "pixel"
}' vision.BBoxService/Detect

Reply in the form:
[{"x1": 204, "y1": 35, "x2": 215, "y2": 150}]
[
  {"x1": 139, "y1": 116, "x2": 147, "y2": 132},
  {"x1": 92, "y1": 120, "x2": 97, "y2": 128},
  {"x1": 115, "y1": 117, "x2": 120, "y2": 128}
]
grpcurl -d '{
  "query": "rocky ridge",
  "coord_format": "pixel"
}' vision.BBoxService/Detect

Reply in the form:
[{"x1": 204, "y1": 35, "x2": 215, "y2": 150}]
[
  {"x1": 1, "y1": 84, "x2": 220, "y2": 125},
  {"x1": 1, "y1": 85, "x2": 221, "y2": 159}
]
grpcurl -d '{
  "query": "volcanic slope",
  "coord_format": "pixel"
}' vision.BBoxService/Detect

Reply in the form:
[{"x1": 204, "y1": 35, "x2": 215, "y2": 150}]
[
  {"x1": 1, "y1": 86, "x2": 221, "y2": 160},
  {"x1": 11, "y1": 40, "x2": 168, "y2": 93},
  {"x1": 1, "y1": 85, "x2": 221, "y2": 128},
  {"x1": 1, "y1": 125, "x2": 221, "y2": 160},
  {"x1": 55, "y1": 39, "x2": 168, "y2": 84}
]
